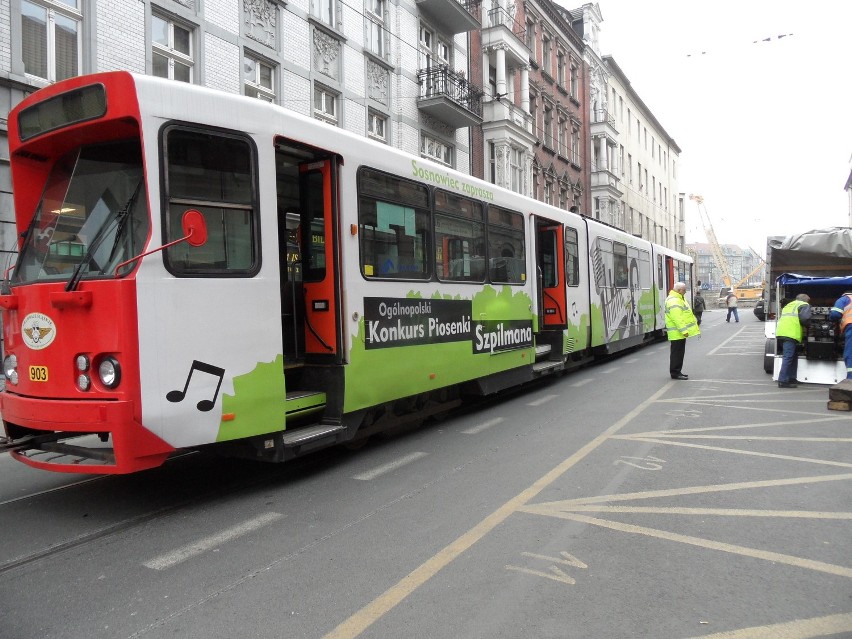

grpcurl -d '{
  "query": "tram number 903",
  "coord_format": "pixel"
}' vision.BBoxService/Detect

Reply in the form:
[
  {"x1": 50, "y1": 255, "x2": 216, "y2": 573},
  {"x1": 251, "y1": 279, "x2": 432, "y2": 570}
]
[{"x1": 29, "y1": 366, "x2": 48, "y2": 382}]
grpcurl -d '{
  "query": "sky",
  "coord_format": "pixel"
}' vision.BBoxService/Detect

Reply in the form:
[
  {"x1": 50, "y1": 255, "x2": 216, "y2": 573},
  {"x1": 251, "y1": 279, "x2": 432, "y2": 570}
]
[{"x1": 587, "y1": 0, "x2": 851, "y2": 257}]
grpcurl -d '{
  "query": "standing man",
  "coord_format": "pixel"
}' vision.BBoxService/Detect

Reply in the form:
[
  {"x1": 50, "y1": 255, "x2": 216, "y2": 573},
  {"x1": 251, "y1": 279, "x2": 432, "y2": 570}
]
[
  {"x1": 665, "y1": 282, "x2": 700, "y2": 380},
  {"x1": 829, "y1": 290, "x2": 852, "y2": 380},
  {"x1": 693, "y1": 290, "x2": 706, "y2": 326},
  {"x1": 776, "y1": 293, "x2": 812, "y2": 388},
  {"x1": 725, "y1": 292, "x2": 739, "y2": 323}
]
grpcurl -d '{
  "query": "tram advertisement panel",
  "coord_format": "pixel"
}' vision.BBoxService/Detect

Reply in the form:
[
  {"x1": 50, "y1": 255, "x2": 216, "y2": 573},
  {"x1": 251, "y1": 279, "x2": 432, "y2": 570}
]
[{"x1": 363, "y1": 297, "x2": 532, "y2": 353}]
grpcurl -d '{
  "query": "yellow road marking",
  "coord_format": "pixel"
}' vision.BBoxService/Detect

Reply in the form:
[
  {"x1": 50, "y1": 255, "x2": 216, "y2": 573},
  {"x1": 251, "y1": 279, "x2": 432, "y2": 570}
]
[
  {"x1": 681, "y1": 612, "x2": 852, "y2": 638},
  {"x1": 320, "y1": 382, "x2": 675, "y2": 639},
  {"x1": 522, "y1": 511, "x2": 852, "y2": 579},
  {"x1": 618, "y1": 437, "x2": 852, "y2": 468}
]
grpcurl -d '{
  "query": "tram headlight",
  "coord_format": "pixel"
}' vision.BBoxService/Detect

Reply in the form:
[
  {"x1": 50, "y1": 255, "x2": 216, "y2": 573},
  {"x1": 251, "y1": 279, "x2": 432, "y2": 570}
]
[
  {"x1": 3, "y1": 354, "x2": 18, "y2": 385},
  {"x1": 77, "y1": 374, "x2": 91, "y2": 391},
  {"x1": 98, "y1": 357, "x2": 121, "y2": 388}
]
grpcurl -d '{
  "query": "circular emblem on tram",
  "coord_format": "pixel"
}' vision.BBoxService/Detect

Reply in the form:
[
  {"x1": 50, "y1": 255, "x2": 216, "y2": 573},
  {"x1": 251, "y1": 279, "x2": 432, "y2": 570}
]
[{"x1": 21, "y1": 312, "x2": 57, "y2": 350}]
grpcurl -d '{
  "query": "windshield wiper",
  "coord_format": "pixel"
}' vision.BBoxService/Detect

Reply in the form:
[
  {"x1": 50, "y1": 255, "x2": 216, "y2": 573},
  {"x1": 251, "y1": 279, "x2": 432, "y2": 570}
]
[{"x1": 66, "y1": 181, "x2": 142, "y2": 292}]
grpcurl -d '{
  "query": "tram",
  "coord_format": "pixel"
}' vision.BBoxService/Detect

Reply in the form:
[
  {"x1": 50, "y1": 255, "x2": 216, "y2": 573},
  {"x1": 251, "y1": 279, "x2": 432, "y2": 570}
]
[{"x1": 0, "y1": 72, "x2": 692, "y2": 474}]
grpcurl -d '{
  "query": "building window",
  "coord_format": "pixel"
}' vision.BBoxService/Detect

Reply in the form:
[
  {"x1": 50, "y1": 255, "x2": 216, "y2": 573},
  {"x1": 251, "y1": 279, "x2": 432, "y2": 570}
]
[
  {"x1": 421, "y1": 135, "x2": 452, "y2": 166},
  {"x1": 570, "y1": 125, "x2": 579, "y2": 165},
  {"x1": 541, "y1": 34, "x2": 551, "y2": 75},
  {"x1": 366, "y1": 0, "x2": 385, "y2": 57},
  {"x1": 525, "y1": 19, "x2": 535, "y2": 52},
  {"x1": 557, "y1": 51, "x2": 565, "y2": 86},
  {"x1": 510, "y1": 147, "x2": 523, "y2": 194},
  {"x1": 314, "y1": 84, "x2": 338, "y2": 124},
  {"x1": 22, "y1": 0, "x2": 81, "y2": 82},
  {"x1": 368, "y1": 110, "x2": 387, "y2": 143},
  {"x1": 244, "y1": 53, "x2": 275, "y2": 102},
  {"x1": 569, "y1": 63, "x2": 578, "y2": 99},
  {"x1": 152, "y1": 13, "x2": 193, "y2": 82},
  {"x1": 557, "y1": 118, "x2": 565, "y2": 156},
  {"x1": 311, "y1": 0, "x2": 337, "y2": 28},
  {"x1": 543, "y1": 105, "x2": 553, "y2": 149}
]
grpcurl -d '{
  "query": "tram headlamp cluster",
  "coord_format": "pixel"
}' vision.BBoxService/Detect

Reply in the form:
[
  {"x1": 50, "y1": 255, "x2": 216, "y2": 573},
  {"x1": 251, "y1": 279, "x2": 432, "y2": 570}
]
[
  {"x1": 98, "y1": 357, "x2": 121, "y2": 388},
  {"x1": 3, "y1": 354, "x2": 18, "y2": 385},
  {"x1": 75, "y1": 354, "x2": 121, "y2": 391}
]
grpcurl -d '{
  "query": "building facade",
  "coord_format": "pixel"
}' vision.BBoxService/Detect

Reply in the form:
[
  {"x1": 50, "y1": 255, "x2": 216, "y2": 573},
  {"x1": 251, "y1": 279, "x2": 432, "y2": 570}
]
[
  {"x1": 689, "y1": 242, "x2": 764, "y2": 293},
  {"x1": 0, "y1": 0, "x2": 685, "y2": 274}
]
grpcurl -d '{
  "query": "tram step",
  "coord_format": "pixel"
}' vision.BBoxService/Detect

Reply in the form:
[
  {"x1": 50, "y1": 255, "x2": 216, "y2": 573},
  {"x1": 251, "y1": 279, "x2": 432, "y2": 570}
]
[
  {"x1": 535, "y1": 344, "x2": 552, "y2": 359},
  {"x1": 281, "y1": 423, "x2": 345, "y2": 447},
  {"x1": 532, "y1": 360, "x2": 563, "y2": 375},
  {"x1": 285, "y1": 390, "x2": 326, "y2": 417}
]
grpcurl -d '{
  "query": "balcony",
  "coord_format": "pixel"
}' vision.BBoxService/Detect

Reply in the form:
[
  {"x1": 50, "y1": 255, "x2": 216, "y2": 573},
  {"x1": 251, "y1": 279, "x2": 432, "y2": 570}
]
[
  {"x1": 590, "y1": 165, "x2": 623, "y2": 198},
  {"x1": 416, "y1": 0, "x2": 480, "y2": 34},
  {"x1": 482, "y1": 6, "x2": 529, "y2": 67},
  {"x1": 417, "y1": 66, "x2": 483, "y2": 128},
  {"x1": 590, "y1": 108, "x2": 618, "y2": 146}
]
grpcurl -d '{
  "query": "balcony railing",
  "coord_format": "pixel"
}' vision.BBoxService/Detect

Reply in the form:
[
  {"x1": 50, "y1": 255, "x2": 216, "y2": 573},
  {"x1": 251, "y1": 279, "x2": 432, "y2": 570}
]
[
  {"x1": 592, "y1": 108, "x2": 616, "y2": 126},
  {"x1": 418, "y1": 66, "x2": 483, "y2": 126},
  {"x1": 486, "y1": 6, "x2": 525, "y2": 41},
  {"x1": 415, "y1": 0, "x2": 480, "y2": 34}
]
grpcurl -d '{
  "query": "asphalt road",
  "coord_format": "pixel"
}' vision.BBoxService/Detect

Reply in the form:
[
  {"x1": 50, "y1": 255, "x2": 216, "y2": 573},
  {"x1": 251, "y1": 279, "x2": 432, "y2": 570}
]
[{"x1": 1, "y1": 309, "x2": 850, "y2": 639}]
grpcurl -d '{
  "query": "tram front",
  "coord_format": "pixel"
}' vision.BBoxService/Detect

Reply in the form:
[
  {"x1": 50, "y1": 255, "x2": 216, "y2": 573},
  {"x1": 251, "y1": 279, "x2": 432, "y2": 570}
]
[{"x1": 0, "y1": 73, "x2": 175, "y2": 473}]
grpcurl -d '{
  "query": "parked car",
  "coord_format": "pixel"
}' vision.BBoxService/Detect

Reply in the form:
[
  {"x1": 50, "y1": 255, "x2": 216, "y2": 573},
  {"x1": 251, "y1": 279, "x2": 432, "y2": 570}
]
[{"x1": 754, "y1": 297, "x2": 766, "y2": 321}]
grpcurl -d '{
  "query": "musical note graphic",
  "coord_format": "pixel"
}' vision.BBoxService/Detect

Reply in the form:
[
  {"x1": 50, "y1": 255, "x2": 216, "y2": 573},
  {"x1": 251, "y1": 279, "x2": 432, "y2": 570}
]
[{"x1": 166, "y1": 360, "x2": 226, "y2": 412}]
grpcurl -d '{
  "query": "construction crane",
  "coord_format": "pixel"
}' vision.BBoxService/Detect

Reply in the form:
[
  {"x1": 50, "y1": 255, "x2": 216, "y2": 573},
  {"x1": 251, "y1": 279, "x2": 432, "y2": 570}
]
[{"x1": 688, "y1": 194, "x2": 763, "y2": 301}]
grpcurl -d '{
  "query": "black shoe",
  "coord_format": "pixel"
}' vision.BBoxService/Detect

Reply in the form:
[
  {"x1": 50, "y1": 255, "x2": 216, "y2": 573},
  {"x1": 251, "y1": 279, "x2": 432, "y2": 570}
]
[
  {"x1": 671, "y1": 374, "x2": 688, "y2": 380},
  {"x1": 778, "y1": 382, "x2": 798, "y2": 388}
]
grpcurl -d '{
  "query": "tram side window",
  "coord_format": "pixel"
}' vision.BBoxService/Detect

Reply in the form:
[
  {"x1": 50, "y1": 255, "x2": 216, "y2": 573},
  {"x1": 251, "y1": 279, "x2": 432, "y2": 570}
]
[
  {"x1": 657, "y1": 254, "x2": 664, "y2": 289},
  {"x1": 163, "y1": 127, "x2": 258, "y2": 275},
  {"x1": 613, "y1": 242, "x2": 628, "y2": 288},
  {"x1": 564, "y1": 226, "x2": 579, "y2": 286},
  {"x1": 358, "y1": 167, "x2": 430, "y2": 279},
  {"x1": 593, "y1": 238, "x2": 612, "y2": 288},
  {"x1": 638, "y1": 249, "x2": 651, "y2": 289},
  {"x1": 487, "y1": 206, "x2": 525, "y2": 284},
  {"x1": 434, "y1": 189, "x2": 484, "y2": 282}
]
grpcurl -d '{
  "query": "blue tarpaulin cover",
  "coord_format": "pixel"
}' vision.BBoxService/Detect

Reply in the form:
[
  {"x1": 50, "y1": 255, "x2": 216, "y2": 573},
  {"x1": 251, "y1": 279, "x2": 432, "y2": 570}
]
[{"x1": 776, "y1": 273, "x2": 852, "y2": 288}]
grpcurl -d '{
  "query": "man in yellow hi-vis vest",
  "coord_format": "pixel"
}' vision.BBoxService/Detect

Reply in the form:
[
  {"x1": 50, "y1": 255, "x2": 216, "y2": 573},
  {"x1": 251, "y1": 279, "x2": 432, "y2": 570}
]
[
  {"x1": 776, "y1": 293, "x2": 812, "y2": 388},
  {"x1": 665, "y1": 282, "x2": 700, "y2": 380}
]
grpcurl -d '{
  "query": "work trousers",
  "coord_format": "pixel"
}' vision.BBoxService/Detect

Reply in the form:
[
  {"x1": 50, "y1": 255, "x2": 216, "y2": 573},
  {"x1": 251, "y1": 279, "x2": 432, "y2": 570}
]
[
  {"x1": 669, "y1": 339, "x2": 686, "y2": 377},
  {"x1": 777, "y1": 337, "x2": 799, "y2": 383}
]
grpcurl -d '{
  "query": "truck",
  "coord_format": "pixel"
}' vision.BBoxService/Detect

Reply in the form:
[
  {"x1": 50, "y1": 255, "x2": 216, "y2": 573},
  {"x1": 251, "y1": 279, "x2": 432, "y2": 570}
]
[{"x1": 762, "y1": 227, "x2": 852, "y2": 383}]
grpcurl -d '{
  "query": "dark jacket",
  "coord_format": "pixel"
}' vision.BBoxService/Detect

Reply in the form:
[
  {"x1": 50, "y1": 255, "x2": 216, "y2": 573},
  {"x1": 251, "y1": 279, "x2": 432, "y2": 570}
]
[{"x1": 693, "y1": 294, "x2": 706, "y2": 313}]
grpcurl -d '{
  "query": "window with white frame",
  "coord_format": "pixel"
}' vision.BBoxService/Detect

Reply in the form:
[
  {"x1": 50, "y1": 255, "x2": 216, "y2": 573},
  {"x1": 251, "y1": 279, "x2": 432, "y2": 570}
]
[
  {"x1": 368, "y1": 110, "x2": 387, "y2": 142},
  {"x1": 525, "y1": 19, "x2": 535, "y2": 51},
  {"x1": 421, "y1": 135, "x2": 452, "y2": 167},
  {"x1": 311, "y1": 0, "x2": 337, "y2": 28},
  {"x1": 557, "y1": 117, "x2": 565, "y2": 156},
  {"x1": 510, "y1": 147, "x2": 523, "y2": 194},
  {"x1": 569, "y1": 63, "x2": 578, "y2": 99},
  {"x1": 557, "y1": 50, "x2": 565, "y2": 86},
  {"x1": 543, "y1": 105, "x2": 553, "y2": 149},
  {"x1": 541, "y1": 34, "x2": 551, "y2": 75},
  {"x1": 366, "y1": 0, "x2": 385, "y2": 57},
  {"x1": 152, "y1": 13, "x2": 193, "y2": 82},
  {"x1": 314, "y1": 84, "x2": 338, "y2": 125},
  {"x1": 22, "y1": 0, "x2": 81, "y2": 82},
  {"x1": 570, "y1": 125, "x2": 579, "y2": 165},
  {"x1": 244, "y1": 53, "x2": 275, "y2": 102}
]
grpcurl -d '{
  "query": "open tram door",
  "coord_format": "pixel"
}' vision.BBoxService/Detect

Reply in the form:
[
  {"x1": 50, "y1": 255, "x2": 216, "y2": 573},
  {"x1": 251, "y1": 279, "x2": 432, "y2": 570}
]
[
  {"x1": 534, "y1": 217, "x2": 568, "y2": 370},
  {"x1": 275, "y1": 139, "x2": 344, "y2": 421}
]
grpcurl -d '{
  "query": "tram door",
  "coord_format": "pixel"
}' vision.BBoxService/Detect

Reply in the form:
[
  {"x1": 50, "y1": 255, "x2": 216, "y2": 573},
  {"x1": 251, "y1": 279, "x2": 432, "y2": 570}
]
[
  {"x1": 536, "y1": 220, "x2": 568, "y2": 329},
  {"x1": 276, "y1": 140, "x2": 342, "y2": 365}
]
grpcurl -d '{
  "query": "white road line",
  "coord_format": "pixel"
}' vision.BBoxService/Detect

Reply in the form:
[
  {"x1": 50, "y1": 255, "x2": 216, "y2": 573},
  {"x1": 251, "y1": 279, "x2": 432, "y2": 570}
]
[
  {"x1": 462, "y1": 417, "x2": 504, "y2": 435},
  {"x1": 143, "y1": 512, "x2": 283, "y2": 570},
  {"x1": 571, "y1": 379, "x2": 593, "y2": 387},
  {"x1": 624, "y1": 358, "x2": 639, "y2": 364},
  {"x1": 353, "y1": 452, "x2": 428, "y2": 481},
  {"x1": 528, "y1": 394, "x2": 559, "y2": 406},
  {"x1": 600, "y1": 366, "x2": 621, "y2": 374}
]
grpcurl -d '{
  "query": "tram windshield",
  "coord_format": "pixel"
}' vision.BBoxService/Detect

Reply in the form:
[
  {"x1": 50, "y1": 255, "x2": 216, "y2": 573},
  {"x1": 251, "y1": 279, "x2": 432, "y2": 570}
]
[{"x1": 13, "y1": 140, "x2": 149, "y2": 286}]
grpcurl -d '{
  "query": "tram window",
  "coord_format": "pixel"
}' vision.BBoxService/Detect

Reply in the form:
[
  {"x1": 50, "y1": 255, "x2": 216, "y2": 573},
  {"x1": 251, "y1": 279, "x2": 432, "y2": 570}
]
[
  {"x1": 593, "y1": 238, "x2": 612, "y2": 288},
  {"x1": 657, "y1": 254, "x2": 664, "y2": 289},
  {"x1": 434, "y1": 189, "x2": 484, "y2": 282},
  {"x1": 358, "y1": 168, "x2": 430, "y2": 279},
  {"x1": 163, "y1": 127, "x2": 258, "y2": 275},
  {"x1": 487, "y1": 206, "x2": 525, "y2": 284},
  {"x1": 638, "y1": 249, "x2": 651, "y2": 289},
  {"x1": 302, "y1": 170, "x2": 326, "y2": 282},
  {"x1": 564, "y1": 226, "x2": 579, "y2": 286},
  {"x1": 614, "y1": 242, "x2": 628, "y2": 288}
]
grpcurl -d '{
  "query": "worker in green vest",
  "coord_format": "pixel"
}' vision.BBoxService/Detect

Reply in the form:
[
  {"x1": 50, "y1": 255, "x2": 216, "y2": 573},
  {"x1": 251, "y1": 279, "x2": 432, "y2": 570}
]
[
  {"x1": 665, "y1": 282, "x2": 700, "y2": 380},
  {"x1": 775, "y1": 293, "x2": 812, "y2": 388}
]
